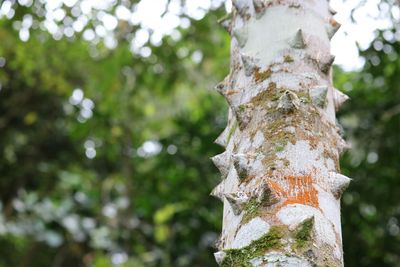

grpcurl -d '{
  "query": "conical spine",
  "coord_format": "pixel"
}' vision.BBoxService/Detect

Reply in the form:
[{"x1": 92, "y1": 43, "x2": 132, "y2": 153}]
[
  {"x1": 232, "y1": 153, "x2": 250, "y2": 180},
  {"x1": 225, "y1": 191, "x2": 249, "y2": 215},
  {"x1": 326, "y1": 18, "x2": 341, "y2": 40},
  {"x1": 329, "y1": 172, "x2": 352, "y2": 198},
  {"x1": 233, "y1": 27, "x2": 248, "y2": 48},
  {"x1": 333, "y1": 88, "x2": 350, "y2": 111},
  {"x1": 277, "y1": 90, "x2": 300, "y2": 113},
  {"x1": 310, "y1": 86, "x2": 328, "y2": 108},
  {"x1": 211, "y1": 151, "x2": 230, "y2": 178},
  {"x1": 210, "y1": 181, "x2": 225, "y2": 201},
  {"x1": 289, "y1": 29, "x2": 306, "y2": 49},
  {"x1": 319, "y1": 55, "x2": 335, "y2": 74}
]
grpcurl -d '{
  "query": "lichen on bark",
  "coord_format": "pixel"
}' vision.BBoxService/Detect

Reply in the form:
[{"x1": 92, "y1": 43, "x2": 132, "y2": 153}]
[{"x1": 221, "y1": 226, "x2": 284, "y2": 267}]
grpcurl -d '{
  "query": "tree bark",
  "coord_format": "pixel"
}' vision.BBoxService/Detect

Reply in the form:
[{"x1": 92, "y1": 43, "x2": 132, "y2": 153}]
[{"x1": 211, "y1": 1, "x2": 351, "y2": 266}]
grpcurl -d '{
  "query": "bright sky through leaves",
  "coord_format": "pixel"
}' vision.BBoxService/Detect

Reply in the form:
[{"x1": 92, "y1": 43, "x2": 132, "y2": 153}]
[{"x1": 1, "y1": 0, "x2": 397, "y2": 71}]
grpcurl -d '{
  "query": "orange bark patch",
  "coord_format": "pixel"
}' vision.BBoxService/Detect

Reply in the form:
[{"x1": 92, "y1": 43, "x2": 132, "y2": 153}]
[
  {"x1": 267, "y1": 175, "x2": 319, "y2": 208},
  {"x1": 267, "y1": 180, "x2": 285, "y2": 195}
]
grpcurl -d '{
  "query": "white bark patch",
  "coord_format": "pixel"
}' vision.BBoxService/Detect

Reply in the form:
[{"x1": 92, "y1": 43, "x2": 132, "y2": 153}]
[
  {"x1": 317, "y1": 187, "x2": 341, "y2": 235},
  {"x1": 237, "y1": 135, "x2": 253, "y2": 153},
  {"x1": 277, "y1": 204, "x2": 314, "y2": 230},
  {"x1": 242, "y1": 7, "x2": 328, "y2": 68},
  {"x1": 224, "y1": 168, "x2": 240, "y2": 193},
  {"x1": 325, "y1": 157, "x2": 336, "y2": 171},
  {"x1": 222, "y1": 200, "x2": 244, "y2": 247},
  {"x1": 284, "y1": 126, "x2": 296, "y2": 134},
  {"x1": 271, "y1": 70, "x2": 314, "y2": 92},
  {"x1": 250, "y1": 153, "x2": 265, "y2": 177},
  {"x1": 276, "y1": 140, "x2": 324, "y2": 175},
  {"x1": 277, "y1": 204, "x2": 337, "y2": 247},
  {"x1": 252, "y1": 131, "x2": 265, "y2": 149},
  {"x1": 250, "y1": 252, "x2": 312, "y2": 267},
  {"x1": 231, "y1": 217, "x2": 270, "y2": 249}
]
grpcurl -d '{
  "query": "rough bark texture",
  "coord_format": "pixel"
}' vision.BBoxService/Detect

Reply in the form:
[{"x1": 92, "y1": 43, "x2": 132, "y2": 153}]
[{"x1": 211, "y1": 1, "x2": 351, "y2": 266}]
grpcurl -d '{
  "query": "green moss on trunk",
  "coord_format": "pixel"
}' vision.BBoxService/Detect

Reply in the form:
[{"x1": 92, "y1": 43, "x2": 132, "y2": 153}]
[
  {"x1": 241, "y1": 198, "x2": 261, "y2": 224},
  {"x1": 294, "y1": 217, "x2": 314, "y2": 249},
  {"x1": 221, "y1": 226, "x2": 284, "y2": 267}
]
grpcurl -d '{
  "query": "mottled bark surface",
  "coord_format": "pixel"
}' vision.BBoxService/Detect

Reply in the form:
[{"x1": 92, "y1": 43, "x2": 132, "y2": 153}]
[{"x1": 211, "y1": 1, "x2": 350, "y2": 266}]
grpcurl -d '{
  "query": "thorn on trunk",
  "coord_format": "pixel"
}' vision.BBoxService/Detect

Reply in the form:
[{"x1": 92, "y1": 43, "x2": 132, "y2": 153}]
[
  {"x1": 252, "y1": 0, "x2": 265, "y2": 18},
  {"x1": 333, "y1": 88, "x2": 350, "y2": 111},
  {"x1": 233, "y1": 103, "x2": 253, "y2": 130},
  {"x1": 326, "y1": 18, "x2": 341, "y2": 39},
  {"x1": 256, "y1": 181, "x2": 280, "y2": 206},
  {"x1": 329, "y1": 6, "x2": 338, "y2": 16},
  {"x1": 232, "y1": 0, "x2": 251, "y2": 18},
  {"x1": 233, "y1": 153, "x2": 250, "y2": 180},
  {"x1": 215, "y1": 127, "x2": 229, "y2": 147},
  {"x1": 240, "y1": 53, "x2": 258, "y2": 76},
  {"x1": 277, "y1": 90, "x2": 300, "y2": 113},
  {"x1": 211, "y1": 151, "x2": 230, "y2": 178},
  {"x1": 310, "y1": 86, "x2": 328, "y2": 108},
  {"x1": 289, "y1": 29, "x2": 306, "y2": 49},
  {"x1": 214, "y1": 251, "x2": 226, "y2": 265},
  {"x1": 329, "y1": 172, "x2": 351, "y2": 198},
  {"x1": 225, "y1": 191, "x2": 249, "y2": 215},
  {"x1": 210, "y1": 182, "x2": 225, "y2": 202},
  {"x1": 214, "y1": 76, "x2": 231, "y2": 98},
  {"x1": 319, "y1": 55, "x2": 335, "y2": 74},
  {"x1": 233, "y1": 27, "x2": 248, "y2": 48},
  {"x1": 214, "y1": 81, "x2": 227, "y2": 95}
]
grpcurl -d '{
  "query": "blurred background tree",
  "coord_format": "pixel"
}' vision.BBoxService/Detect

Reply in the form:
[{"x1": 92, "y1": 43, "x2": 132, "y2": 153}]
[{"x1": 0, "y1": 0, "x2": 398, "y2": 266}]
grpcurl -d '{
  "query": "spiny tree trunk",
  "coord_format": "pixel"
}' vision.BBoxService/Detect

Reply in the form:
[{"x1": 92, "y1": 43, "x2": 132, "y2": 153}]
[{"x1": 211, "y1": 1, "x2": 351, "y2": 266}]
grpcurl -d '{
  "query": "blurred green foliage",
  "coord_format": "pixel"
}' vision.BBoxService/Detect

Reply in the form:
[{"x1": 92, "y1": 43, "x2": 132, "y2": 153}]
[
  {"x1": 0, "y1": 1, "x2": 399, "y2": 267},
  {"x1": 0, "y1": 2, "x2": 230, "y2": 266},
  {"x1": 338, "y1": 29, "x2": 400, "y2": 266}
]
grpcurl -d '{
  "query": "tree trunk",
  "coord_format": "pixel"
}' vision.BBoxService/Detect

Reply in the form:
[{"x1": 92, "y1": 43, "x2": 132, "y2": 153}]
[{"x1": 211, "y1": 1, "x2": 351, "y2": 266}]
